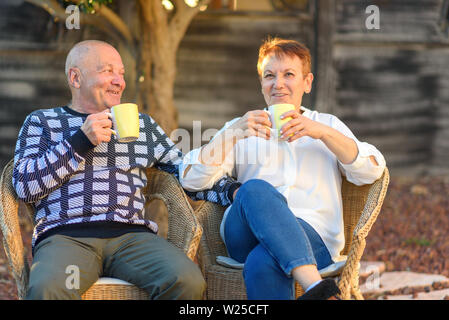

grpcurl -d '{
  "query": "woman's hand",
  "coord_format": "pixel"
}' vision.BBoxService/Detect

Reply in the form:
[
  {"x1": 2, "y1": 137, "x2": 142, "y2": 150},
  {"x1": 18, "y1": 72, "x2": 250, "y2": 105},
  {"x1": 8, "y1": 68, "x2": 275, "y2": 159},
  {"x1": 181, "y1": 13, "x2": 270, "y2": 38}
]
[
  {"x1": 279, "y1": 109, "x2": 360, "y2": 164},
  {"x1": 198, "y1": 110, "x2": 272, "y2": 166},
  {"x1": 229, "y1": 110, "x2": 272, "y2": 140},
  {"x1": 279, "y1": 109, "x2": 327, "y2": 142}
]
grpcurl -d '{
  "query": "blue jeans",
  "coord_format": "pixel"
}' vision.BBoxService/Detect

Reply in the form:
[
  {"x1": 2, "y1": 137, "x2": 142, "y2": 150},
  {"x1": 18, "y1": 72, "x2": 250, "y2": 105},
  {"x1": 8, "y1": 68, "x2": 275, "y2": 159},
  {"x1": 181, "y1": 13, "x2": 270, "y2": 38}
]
[{"x1": 224, "y1": 179, "x2": 333, "y2": 300}]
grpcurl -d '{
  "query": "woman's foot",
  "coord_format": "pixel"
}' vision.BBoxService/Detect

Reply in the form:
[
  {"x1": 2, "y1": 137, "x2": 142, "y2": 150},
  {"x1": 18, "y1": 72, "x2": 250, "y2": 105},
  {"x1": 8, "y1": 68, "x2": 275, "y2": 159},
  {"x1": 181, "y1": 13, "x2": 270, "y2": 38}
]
[{"x1": 297, "y1": 279, "x2": 341, "y2": 300}]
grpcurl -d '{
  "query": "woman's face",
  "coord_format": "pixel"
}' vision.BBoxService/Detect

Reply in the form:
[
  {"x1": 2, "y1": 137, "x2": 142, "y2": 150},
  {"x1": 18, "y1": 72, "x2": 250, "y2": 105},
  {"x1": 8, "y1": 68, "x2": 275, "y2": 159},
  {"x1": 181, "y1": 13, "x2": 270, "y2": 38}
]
[{"x1": 260, "y1": 53, "x2": 313, "y2": 109}]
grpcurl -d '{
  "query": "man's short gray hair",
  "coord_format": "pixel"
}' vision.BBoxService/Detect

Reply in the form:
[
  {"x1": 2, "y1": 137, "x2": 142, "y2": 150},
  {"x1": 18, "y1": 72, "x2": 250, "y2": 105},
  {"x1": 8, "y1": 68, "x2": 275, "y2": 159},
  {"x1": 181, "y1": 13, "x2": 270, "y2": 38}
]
[{"x1": 65, "y1": 40, "x2": 113, "y2": 75}]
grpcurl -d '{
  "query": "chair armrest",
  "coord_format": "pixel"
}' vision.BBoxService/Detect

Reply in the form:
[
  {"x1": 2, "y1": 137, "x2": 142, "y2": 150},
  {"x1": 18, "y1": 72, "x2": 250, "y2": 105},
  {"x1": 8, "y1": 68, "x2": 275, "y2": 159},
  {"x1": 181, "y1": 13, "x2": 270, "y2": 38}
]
[
  {"x1": 0, "y1": 159, "x2": 30, "y2": 299},
  {"x1": 353, "y1": 167, "x2": 390, "y2": 239},
  {"x1": 190, "y1": 200, "x2": 227, "y2": 275},
  {"x1": 145, "y1": 167, "x2": 202, "y2": 261},
  {"x1": 337, "y1": 167, "x2": 390, "y2": 299}
]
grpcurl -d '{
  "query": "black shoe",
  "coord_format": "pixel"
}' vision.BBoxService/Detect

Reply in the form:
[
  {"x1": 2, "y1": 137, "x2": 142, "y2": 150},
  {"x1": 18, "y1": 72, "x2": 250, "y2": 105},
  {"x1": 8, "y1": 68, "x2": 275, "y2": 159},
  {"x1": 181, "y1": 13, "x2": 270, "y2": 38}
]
[{"x1": 297, "y1": 279, "x2": 341, "y2": 300}]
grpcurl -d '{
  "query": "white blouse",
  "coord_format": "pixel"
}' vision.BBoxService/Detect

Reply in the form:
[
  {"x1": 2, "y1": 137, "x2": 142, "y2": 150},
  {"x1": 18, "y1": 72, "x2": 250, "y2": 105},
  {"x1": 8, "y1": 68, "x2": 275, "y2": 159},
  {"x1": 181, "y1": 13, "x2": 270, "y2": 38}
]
[{"x1": 179, "y1": 106, "x2": 386, "y2": 262}]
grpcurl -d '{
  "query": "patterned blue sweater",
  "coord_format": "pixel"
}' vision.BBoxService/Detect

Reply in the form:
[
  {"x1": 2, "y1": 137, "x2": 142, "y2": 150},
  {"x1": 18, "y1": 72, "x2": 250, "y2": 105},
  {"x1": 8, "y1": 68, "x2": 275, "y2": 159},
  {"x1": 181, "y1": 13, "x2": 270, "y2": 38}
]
[{"x1": 13, "y1": 106, "x2": 237, "y2": 248}]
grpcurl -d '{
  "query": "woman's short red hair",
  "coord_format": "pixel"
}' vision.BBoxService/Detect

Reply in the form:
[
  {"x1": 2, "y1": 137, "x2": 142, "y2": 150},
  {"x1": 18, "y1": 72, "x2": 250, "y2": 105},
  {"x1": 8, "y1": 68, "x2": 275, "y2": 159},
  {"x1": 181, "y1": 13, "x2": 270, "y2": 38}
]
[{"x1": 257, "y1": 37, "x2": 312, "y2": 78}]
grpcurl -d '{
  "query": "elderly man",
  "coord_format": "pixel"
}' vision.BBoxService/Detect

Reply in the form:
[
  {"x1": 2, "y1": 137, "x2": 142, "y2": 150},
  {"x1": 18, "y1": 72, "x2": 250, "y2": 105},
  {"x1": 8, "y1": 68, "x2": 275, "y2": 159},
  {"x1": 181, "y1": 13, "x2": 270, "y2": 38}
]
[{"x1": 13, "y1": 40, "x2": 239, "y2": 300}]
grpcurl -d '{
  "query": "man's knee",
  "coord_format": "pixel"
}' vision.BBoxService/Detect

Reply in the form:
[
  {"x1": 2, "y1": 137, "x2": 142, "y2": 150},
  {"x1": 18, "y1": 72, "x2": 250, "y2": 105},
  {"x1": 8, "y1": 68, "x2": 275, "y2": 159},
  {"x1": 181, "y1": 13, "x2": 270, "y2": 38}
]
[
  {"x1": 26, "y1": 273, "x2": 80, "y2": 300},
  {"x1": 172, "y1": 263, "x2": 206, "y2": 299},
  {"x1": 152, "y1": 259, "x2": 205, "y2": 300}
]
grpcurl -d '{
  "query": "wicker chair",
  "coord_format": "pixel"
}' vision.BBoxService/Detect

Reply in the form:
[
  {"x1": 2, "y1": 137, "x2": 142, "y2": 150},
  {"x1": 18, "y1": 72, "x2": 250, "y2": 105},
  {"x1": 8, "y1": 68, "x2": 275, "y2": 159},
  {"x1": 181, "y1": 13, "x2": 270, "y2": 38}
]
[
  {"x1": 0, "y1": 159, "x2": 202, "y2": 300},
  {"x1": 193, "y1": 168, "x2": 390, "y2": 300}
]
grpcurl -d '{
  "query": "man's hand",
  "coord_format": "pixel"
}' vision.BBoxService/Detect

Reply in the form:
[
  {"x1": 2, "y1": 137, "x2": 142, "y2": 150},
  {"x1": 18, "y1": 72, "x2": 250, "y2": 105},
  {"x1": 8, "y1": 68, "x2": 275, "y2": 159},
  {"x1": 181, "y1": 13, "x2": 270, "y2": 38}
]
[{"x1": 80, "y1": 110, "x2": 113, "y2": 146}]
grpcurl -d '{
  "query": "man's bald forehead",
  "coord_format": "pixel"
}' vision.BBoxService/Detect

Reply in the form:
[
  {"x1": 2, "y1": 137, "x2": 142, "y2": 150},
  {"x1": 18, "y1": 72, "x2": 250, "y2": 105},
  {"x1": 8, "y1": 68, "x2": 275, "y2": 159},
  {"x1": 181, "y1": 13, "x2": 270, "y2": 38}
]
[{"x1": 65, "y1": 40, "x2": 115, "y2": 75}]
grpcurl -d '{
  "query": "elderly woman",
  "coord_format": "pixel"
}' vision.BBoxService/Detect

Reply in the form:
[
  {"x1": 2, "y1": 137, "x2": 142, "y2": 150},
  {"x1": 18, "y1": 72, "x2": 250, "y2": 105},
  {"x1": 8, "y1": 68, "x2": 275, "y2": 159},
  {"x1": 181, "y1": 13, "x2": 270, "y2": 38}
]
[{"x1": 179, "y1": 37, "x2": 386, "y2": 300}]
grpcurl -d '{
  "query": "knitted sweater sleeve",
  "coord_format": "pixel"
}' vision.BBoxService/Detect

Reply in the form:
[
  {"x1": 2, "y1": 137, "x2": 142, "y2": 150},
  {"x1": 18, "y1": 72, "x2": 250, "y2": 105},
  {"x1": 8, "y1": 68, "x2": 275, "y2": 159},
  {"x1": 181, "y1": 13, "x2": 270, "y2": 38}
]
[{"x1": 12, "y1": 112, "x2": 91, "y2": 203}]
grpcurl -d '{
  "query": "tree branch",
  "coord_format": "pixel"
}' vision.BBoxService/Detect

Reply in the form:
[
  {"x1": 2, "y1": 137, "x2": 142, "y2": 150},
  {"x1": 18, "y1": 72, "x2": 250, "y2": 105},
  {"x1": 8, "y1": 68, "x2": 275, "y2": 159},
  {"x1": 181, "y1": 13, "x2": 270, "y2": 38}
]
[
  {"x1": 26, "y1": 0, "x2": 68, "y2": 21},
  {"x1": 170, "y1": 0, "x2": 211, "y2": 49},
  {"x1": 26, "y1": 0, "x2": 134, "y2": 48},
  {"x1": 73, "y1": 0, "x2": 134, "y2": 45},
  {"x1": 26, "y1": 0, "x2": 109, "y2": 40}
]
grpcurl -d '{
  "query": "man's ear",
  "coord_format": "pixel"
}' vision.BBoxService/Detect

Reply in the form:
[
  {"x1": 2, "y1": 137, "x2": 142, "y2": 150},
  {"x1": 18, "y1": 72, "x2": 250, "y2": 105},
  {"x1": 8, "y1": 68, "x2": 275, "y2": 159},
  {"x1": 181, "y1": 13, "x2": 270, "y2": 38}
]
[{"x1": 68, "y1": 67, "x2": 81, "y2": 89}]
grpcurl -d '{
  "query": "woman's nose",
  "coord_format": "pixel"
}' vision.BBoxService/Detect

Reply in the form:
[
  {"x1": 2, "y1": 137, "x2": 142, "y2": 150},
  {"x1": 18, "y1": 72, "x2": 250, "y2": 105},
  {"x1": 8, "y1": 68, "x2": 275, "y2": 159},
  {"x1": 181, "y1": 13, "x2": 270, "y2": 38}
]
[{"x1": 273, "y1": 76, "x2": 284, "y2": 88}]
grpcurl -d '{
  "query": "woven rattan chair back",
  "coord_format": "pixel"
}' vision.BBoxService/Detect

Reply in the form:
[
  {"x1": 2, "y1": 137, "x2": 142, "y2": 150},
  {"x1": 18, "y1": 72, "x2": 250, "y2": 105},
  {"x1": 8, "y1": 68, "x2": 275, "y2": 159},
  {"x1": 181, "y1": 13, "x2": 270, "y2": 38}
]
[{"x1": 340, "y1": 177, "x2": 373, "y2": 256}]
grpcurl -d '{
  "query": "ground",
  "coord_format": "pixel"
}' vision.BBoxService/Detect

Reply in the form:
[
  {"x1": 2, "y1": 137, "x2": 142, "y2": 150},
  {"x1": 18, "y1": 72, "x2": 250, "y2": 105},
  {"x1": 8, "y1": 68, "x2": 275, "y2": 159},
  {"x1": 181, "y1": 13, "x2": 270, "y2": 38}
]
[
  {"x1": 1, "y1": 174, "x2": 448, "y2": 300},
  {"x1": 363, "y1": 174, "x2": 449, "y2": 278}
]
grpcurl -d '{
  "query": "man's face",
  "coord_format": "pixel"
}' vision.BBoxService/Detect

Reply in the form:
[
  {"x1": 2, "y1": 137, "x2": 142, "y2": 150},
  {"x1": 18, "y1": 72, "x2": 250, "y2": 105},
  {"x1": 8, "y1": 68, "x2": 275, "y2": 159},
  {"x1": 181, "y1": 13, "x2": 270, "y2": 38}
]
[
  {"x1": 260, "y1": 53, "x2": 313, "y2": 109},
  {"x1": 78, "y1": 45, "x2": 126, "y2": 112}
]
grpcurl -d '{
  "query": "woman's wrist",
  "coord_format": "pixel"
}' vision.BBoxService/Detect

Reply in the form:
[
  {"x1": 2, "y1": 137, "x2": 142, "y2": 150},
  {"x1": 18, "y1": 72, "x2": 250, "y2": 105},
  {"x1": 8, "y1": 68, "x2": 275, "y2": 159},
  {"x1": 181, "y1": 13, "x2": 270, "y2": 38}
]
[
  {"x1": 199, "y1": 128, "x2": 240, "y2": 166},
  {"x1": 321, "y1": 127, "x2": 358, "y2": 164},
  {"x1": 227, "y1": 122, "x2": 247, "y2": 141}
]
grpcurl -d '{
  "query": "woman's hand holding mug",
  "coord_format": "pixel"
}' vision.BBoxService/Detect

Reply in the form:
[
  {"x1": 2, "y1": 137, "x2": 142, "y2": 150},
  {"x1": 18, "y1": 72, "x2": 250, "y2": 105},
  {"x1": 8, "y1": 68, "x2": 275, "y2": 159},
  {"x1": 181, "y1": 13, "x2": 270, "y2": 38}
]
[{"x1": 229, "y1": 110, "x2": 272, "y2": 140}]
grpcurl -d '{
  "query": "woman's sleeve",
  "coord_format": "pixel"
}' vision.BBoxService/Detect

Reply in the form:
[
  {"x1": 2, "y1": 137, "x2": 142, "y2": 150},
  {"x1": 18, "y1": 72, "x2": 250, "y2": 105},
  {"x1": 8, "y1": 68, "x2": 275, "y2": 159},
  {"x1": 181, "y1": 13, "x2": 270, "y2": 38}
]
[
  {"x1": 179, "y1": 119, "x2": 238, "y2": 191},
  {"x1": 331, "y1": 115, "x2": 386, "y2": 185}
]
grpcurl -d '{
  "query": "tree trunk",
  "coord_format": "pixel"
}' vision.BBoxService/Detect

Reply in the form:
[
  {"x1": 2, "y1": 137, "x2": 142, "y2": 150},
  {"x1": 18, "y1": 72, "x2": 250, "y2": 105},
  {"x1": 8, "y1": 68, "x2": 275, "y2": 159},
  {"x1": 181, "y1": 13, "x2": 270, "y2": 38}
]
[
  {"x1": 145, "y1": 35, "x2": 178, "y2": 136},
  {"x1": 136, "y1": 0, "x2": 180, "y2": 135},
  {"x1": 135, "y1": 30, "x2": 178, "y2": 136},
  {"x1": 148, "y1": 57, "x2": 178, "y2": 136}
]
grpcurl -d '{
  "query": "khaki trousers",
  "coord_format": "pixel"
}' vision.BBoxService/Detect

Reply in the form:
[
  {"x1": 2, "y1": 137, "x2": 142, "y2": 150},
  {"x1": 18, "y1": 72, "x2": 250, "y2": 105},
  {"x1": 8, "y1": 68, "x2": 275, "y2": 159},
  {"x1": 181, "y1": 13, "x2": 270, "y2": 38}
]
[{"x1": 26, "y1": 232, "x2": 205, "y2": 300}]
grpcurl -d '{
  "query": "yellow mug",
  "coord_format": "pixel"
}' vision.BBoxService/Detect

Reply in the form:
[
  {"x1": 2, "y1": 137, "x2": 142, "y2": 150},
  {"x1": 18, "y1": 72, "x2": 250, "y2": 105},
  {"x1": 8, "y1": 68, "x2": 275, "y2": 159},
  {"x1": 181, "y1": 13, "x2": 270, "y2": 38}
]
[
  {"x1": 108, "y1": 103, "x2": 140, "y2": 143},
  {"x1": 267, "y1": 103, "x2": 296, "y2": 139}
]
